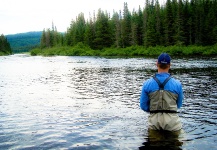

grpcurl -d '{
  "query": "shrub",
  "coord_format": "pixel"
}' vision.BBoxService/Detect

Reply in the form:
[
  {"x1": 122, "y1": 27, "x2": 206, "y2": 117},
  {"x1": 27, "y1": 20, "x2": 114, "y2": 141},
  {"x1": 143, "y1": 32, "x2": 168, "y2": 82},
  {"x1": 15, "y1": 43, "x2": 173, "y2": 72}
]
[
  {"x1": 30, "y1": 48, "x2": 42, "y2": 56},
  {"x1": 30, "y1": 44, "x2": 217, "y2": 57}
]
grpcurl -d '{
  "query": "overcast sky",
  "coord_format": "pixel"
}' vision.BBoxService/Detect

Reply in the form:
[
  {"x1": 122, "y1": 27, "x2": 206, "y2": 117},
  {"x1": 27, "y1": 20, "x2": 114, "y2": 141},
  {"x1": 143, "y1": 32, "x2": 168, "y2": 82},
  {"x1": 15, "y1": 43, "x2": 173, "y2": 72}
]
[{"x1": 1, "y1": 0, "x2": 165, "y2": 35}]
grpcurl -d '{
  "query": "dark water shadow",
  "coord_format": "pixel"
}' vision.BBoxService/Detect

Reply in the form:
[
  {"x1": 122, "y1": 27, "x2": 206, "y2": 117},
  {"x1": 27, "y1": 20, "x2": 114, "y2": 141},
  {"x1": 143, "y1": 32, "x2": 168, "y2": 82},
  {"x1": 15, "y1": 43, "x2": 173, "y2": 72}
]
[{"x1": 139, "y1": 129, "x2": 183, "y2": 150}]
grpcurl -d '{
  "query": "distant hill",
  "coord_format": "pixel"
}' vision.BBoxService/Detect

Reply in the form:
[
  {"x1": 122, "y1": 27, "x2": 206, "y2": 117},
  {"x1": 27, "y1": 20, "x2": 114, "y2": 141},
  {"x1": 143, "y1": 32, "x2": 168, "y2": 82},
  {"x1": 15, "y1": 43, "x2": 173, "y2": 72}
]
[{"x1": 6, "y1": 31, "x2": 42, "y2": 53}]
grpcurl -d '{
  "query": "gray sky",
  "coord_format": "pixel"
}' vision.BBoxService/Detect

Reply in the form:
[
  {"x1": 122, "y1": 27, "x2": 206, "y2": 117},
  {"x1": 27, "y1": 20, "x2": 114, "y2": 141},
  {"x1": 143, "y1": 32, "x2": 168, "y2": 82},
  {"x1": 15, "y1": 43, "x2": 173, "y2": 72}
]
[{"x1": 1, "y1": 0, "x2": 165, "y2": 35}]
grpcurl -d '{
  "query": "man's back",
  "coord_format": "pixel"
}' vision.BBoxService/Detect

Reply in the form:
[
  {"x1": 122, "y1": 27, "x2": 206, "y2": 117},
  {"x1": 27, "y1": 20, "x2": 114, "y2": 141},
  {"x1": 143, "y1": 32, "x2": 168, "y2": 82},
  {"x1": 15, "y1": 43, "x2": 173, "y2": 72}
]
[{"x1": 140, "y1": 53, "x2": 184, "y2": 131}]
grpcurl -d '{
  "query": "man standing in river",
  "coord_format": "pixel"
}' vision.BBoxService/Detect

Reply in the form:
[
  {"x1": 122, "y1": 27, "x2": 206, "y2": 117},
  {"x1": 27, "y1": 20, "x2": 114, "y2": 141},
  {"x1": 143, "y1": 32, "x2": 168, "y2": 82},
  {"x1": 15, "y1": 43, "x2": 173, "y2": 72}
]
[{"x1": 140, "y1": 53, "x2": 183, "y2": 131}]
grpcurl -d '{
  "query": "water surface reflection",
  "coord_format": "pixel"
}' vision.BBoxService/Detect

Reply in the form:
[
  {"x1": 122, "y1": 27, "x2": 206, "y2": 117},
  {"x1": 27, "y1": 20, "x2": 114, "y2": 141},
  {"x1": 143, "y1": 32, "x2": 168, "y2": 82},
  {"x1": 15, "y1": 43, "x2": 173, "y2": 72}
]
[
  {"x1": 139, "y1": 129, "x2": 184, "y2": 150},
  {"x1": 0, "y1": 55, "x2": 216, "y2": 149}
]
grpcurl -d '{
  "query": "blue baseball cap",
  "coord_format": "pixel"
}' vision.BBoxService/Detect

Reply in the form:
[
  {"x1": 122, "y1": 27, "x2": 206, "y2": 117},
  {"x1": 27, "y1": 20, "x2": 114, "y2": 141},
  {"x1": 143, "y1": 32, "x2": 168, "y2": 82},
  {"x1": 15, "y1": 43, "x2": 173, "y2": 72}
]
[{"x1": 158, "y1": 53, "x2": 171, "y2": 64}]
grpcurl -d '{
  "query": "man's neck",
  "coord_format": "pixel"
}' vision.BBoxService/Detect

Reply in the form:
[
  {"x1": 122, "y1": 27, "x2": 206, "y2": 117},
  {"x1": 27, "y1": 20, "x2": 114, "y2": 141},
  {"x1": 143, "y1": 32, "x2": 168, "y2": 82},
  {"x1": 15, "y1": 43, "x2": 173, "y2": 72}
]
[{"x1": 158, "y1": 69, "x2": 169, "y2": 73}]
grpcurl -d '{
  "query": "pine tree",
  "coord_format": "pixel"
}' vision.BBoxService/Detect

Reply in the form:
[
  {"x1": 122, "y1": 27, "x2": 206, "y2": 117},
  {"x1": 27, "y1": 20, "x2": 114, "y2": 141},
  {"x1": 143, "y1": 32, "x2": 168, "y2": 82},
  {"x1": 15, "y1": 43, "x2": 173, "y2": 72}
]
[
  {"x1": 213, "y1": 0, "x2": 217, "y2": 44},
  {"x1": 94, "y1": 9, "x2": 112, "y2": 49},
  {"x1": 194, "y1": 0, "x2": 203, "y2": 45},
  {"x1": 84, "y1": 17, "x2": 95, "y2": 48},
  {"x1": 40, "y1": 29, "x2": 46, "y2": 48},
  {"x1": 155, "y1": 0, "x2": 162, "y2": 46},
  {"x1": 137, "y1": 5, "x2": 144, "y2": 46},
  {"x1": 66, "y1": 20, "x2": 76, "y2": 46},
  {"x1": 75, "y1": 13, "x2": 86, "y2": 44},
  {"x1": 111, "y1": 11, "x2": 122, "y2": 48},
  {"x1": 143, "y1": 0, "x2": 149, "y2": 47},
  {"x1": 130, "y1": 6, "x2": 144, "y2": 46},
  {"x1": 39, "y1": 22, "x2": 63, "y2": 48},
  {"x1": 203, "y1": 0, "x2": 217, "y2": 45},
  {"x1": 173, "y1": 0, "x2": 185, "y2": 45},
  {"x1": 121, "y1": 2, "x2": 132, "y2": 48},
  {"x1": 45, "y1": 28, "x2": 51, "y2": 47},
  {"x1": 145, "y1": 0, "x2": 157, "y2": 47},
  {"x1": 164, "y1": 0, "x2": 174, "y2": 46},
  {"x1": 131, "y1": 9, "x2": 139, "y2": 45},
  {"x1": 184, "y1": 0, "x2": 193, "y2": 45},
  {"x1": 0, "y1": 34, "x2": 12, "y2": 55}
]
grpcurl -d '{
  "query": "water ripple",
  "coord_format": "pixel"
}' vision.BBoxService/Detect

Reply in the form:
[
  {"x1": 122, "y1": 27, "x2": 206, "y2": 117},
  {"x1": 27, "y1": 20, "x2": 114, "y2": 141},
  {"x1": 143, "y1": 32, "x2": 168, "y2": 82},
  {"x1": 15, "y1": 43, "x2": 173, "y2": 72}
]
[{"x1": 0, "y1": 54, "x2": 216, "y2": 149}]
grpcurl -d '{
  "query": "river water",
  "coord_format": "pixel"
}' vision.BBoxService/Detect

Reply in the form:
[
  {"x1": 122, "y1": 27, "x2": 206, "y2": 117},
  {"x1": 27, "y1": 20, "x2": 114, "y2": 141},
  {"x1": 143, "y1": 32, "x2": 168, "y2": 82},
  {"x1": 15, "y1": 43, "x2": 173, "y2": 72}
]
[{"x1": 0, "y1": 54, "x2": 216, "y2": 150}]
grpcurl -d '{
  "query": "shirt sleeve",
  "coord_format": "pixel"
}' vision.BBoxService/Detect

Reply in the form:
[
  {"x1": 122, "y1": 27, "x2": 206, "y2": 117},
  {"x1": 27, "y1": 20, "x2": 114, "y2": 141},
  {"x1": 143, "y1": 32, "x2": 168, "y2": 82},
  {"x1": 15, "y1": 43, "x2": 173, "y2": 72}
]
[
  {"x1": 140, "y1": 83, "x2": 150, "y2": 112},
  {"x1": 177, "y1": 82, "x2": 184, "y2": 109}
]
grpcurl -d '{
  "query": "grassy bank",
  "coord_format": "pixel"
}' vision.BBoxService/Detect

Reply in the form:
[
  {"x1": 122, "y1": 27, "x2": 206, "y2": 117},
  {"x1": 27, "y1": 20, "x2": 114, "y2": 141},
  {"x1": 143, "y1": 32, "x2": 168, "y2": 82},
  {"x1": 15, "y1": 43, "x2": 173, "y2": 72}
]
[
  {"x1": 30, "y1": 43, "x2": 217, "y2": 57},
  {"x1": 0, "y1": 52, "x2": 12, "y2": 56}
]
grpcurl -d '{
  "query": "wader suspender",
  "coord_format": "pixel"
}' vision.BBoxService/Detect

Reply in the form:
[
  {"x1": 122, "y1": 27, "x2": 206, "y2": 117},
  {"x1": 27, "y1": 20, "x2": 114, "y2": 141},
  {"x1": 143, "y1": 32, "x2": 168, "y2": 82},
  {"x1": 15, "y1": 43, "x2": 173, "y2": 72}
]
[
  {"x1": 153, "y1": 75, "x2": 172, "y2": 90},
  {"x1": 151, "y1": 75, "x2": 177, "y2": 113}
]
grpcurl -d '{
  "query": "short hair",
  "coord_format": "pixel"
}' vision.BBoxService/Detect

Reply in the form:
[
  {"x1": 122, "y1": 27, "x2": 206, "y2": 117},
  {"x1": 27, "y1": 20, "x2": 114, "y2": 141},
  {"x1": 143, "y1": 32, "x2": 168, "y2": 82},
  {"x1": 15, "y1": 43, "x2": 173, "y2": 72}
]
[{"x1": 158, "y1": 63, "x2": 170, "y2": 69}]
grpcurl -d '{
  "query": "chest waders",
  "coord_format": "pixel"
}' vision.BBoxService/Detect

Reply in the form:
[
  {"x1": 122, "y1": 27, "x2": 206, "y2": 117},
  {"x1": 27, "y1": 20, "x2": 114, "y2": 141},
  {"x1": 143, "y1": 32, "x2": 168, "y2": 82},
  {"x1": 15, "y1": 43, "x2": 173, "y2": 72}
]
[
  {"x1": 148, "y1": 75, "x2": 182, "y2": 131},
  {"x1": 149, "y1": 75, "x2": 178, "y2": 113}
]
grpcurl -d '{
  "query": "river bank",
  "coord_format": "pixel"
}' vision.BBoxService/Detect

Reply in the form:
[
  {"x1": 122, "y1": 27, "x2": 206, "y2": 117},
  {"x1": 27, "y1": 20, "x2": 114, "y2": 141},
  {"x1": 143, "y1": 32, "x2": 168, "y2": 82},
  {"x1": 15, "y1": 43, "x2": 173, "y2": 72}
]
[{"x1": 30, "y1": 43, "x2": 217, "y2": 57}]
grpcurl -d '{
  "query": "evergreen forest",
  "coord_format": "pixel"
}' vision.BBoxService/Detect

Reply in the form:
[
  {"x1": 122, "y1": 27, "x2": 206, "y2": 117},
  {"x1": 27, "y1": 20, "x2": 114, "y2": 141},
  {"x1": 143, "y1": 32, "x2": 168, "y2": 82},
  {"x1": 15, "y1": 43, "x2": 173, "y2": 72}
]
[
  {"x1": 31, "y1": 0, "x2": 217, "y2": 57},
  {"x1": 6, "y1": 32, "x2": 42, "y2": 53},
  {"x1": 0, "y1": 34, "x2": 12, "y2": 56}
]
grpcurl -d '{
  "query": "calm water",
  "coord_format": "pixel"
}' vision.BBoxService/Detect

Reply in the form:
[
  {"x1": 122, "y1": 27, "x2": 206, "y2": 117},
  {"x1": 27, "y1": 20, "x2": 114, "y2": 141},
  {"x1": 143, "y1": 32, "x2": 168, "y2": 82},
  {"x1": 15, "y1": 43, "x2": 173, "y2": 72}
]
[{"x1": 0, "y1": 54, "x2": 216, "y2": 150}]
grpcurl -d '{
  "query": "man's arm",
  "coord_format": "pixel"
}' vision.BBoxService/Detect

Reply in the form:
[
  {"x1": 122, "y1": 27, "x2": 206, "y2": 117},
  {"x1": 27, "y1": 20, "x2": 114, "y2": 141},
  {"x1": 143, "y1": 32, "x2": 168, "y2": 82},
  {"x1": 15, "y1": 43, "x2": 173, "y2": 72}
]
[
  {"x1": 177, "y1": 84, "x2": 183, "y2": 109},
  {"x1": 140, "y1": 84, "x2": 150, "y2": 112}
]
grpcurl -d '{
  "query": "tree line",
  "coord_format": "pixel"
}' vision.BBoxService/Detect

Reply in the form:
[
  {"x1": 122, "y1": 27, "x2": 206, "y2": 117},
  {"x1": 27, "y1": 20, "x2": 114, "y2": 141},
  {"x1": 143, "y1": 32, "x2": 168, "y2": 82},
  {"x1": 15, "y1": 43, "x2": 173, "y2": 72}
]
[
  {"x1": 0, "y1": 34, "x2": 12, "y2": 55},
  {"x1": 40, "y1": 0, "x2": 217, "y2": 50},
  {"x1": 6, "y1": 31, "x2": 42, "y2": 53}
]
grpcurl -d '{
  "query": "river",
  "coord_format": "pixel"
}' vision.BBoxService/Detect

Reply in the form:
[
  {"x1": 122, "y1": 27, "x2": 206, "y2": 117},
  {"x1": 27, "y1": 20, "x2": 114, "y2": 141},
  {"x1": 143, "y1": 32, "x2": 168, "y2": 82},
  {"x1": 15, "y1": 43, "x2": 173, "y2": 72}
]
[{"x1": 0, "y1": 54, "x2": 216, "y2": 149}]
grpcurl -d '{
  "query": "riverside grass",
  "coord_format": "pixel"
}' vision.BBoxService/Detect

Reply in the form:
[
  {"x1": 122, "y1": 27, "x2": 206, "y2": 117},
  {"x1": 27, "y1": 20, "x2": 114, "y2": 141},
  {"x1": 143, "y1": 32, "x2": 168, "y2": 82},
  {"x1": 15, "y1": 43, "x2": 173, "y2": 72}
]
[{"x1": 30, "y1": 43, "x2": 217, "y2": 57}]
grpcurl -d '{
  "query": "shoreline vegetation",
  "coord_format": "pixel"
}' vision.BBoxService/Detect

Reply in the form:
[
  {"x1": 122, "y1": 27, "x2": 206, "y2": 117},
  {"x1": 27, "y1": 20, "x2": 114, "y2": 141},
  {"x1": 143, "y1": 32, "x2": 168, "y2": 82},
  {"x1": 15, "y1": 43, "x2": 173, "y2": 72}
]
[
  {"x1": 30, "y1": 0, "x2": 217, "y2": 58},
  {"x1": 0, "y1": 34, "x2": 12, "y2": 56},
  {"x1": 30, "y1": 43, "x2": 217, "y2": 57},
  {"x1": 3, "y1": 0, "x2": 217, "y2": 57}
]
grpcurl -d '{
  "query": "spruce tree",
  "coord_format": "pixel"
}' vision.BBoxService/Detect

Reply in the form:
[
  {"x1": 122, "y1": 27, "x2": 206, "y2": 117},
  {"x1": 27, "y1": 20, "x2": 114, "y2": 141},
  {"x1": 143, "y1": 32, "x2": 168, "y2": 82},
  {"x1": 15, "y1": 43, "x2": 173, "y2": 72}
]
[
  {"x1": 0, "y1": 34, "x2": 12, "y2": 55},
  {"x1": 145, "y1": 0, "x2": 157, "y2": 47},
  {"x1": 184, "y1": 0, "x2": 193, "y2": 45},
  {"x1": 75, "y1": 13, "x2": 86, "y2": 44},
  {"x1": 165, "y1": 0, "x2": 174, "y2": 46},
  {"x1": 155, "y1": 0, "x2": 162, "y2": 46},
  {"x1": 173, "y1": 0, "x2": 185, "y2": 45},
  {"x1": 84, "y1": 18, "x2": 95, "y2": 48},
  {"x1": 203, "y1": 0, "x2": 217, "y2": 45},
  {"x1": 131, "y1": 9, "x2": 139, "y2": 45},
  {"x1": 111, "y1": 11, "x2": 122, "y2": 48},
  {"x1": 137, "y1": 6, "x2": 144, "y2": 46},
  {"x1": 143, "y1": 0, "x2": 149, "y2": 47},
  {"x1": 40, "y1": 29, "x2": 46, "y2": 48},
  {"x1": 94, "y1": 9, "x2": 112, "y2": 49},
  {"x1": 121, "y1": 2, "x2": 132, "y2": 48}
]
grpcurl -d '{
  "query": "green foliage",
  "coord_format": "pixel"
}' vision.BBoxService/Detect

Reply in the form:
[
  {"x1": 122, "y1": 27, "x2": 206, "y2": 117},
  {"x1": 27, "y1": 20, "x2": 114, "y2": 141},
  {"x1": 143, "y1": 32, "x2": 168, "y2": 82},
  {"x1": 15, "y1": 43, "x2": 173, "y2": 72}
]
[
  {"x1": 64, "y1": 13, "x2": 86, "y2": 47},
  {"x1": 93, "y1": 9, "x2": 112, "y2": 49},
  {"x1": 0, "y1": 52, "x2": 6, "y2": 56},
  {"x1": 121, "y1": 2, "x2": 132, "y2": 48},
  {"x1": 0, "y1": 34, "x2": 12, "y2": 55},
  {"x1": 6, "y1": 31, "x2": 41, "y2": 53},
  {"x1": 30, "y1": 48, "x2": 42, "y2": 56},
  {"x1": 32, "y1": 0, "x2": 217, "y2": 57},
  {"x1": 31, "y1": 42, "x2": 100, "y2": 56},
  {"x1": 31, "y1": 44, "x2": 217, "y2": 57},
  {"x1": 84, "y1": 19, "x2": 95, "y2": 48},
  {"x1": 40, "y1": 23, "x2": 64, "y2": 49}
]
